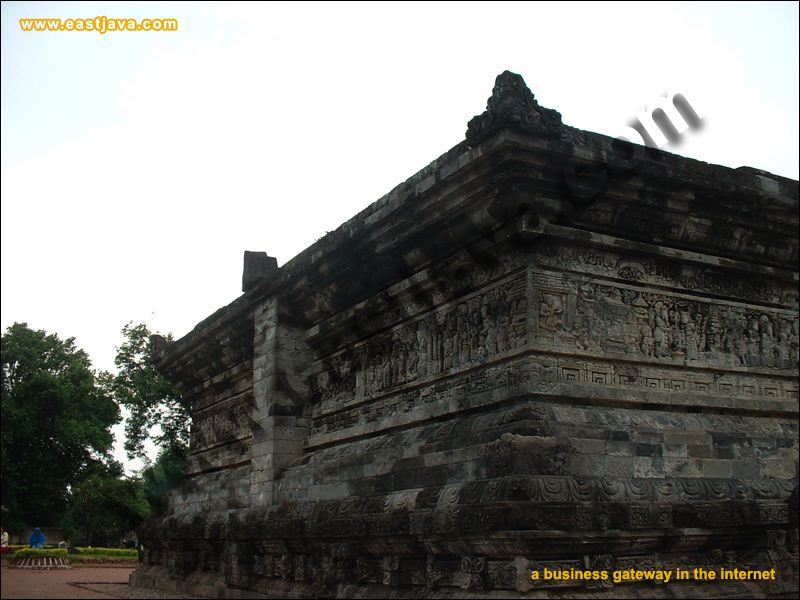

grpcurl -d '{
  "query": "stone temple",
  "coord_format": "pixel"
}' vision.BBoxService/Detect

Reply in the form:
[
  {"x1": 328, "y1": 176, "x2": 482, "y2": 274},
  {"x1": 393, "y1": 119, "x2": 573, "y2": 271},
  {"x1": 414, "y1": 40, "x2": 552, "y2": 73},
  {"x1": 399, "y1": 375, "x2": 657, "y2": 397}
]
[{"x1": 132, "y1": 72, "x2": 799, "y2": 598}]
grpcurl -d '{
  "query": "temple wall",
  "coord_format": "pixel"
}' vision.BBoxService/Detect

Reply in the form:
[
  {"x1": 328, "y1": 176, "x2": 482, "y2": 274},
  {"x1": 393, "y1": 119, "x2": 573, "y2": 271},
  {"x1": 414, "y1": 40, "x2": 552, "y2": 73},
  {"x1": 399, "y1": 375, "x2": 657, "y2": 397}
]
[
  {"x1": 132, "y1": 71, "x2": 798, "y2": 598},
  {"x1": 160, "y1": 309, "x2": 256, "y2": 516}
]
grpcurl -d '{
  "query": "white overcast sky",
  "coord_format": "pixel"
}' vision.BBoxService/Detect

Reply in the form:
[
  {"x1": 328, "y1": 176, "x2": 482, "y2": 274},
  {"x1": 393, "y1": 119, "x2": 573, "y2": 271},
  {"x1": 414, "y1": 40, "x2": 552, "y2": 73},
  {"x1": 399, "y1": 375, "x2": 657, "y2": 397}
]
[{"x1": 2, "y1": 1, "x2": 798, "y2": 470}]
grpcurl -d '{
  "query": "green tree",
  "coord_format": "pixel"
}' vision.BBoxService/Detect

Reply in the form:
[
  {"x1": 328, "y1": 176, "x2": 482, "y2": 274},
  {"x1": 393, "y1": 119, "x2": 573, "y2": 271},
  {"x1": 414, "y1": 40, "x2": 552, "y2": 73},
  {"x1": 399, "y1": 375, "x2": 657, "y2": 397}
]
[
  {"x1": 141, "y1": 444, "x2": 188, "y2": 512},
  {"x1": 112, "y1": 322, "x2": 189, "y2": 460},
  {"x1": 63, "y1": 471, "x2": 151, "y2": 546},
  {"x1": 0, "y1": 323, "x2": 120, "y2": 530}
]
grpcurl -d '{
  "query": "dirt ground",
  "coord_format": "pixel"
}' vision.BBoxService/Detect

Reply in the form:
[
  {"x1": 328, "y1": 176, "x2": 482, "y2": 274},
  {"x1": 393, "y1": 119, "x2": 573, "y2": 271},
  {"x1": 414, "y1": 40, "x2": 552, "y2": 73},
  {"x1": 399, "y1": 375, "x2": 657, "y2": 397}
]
[{"x1": 0, "y1": 564, "x2": 201, "y2": 599}]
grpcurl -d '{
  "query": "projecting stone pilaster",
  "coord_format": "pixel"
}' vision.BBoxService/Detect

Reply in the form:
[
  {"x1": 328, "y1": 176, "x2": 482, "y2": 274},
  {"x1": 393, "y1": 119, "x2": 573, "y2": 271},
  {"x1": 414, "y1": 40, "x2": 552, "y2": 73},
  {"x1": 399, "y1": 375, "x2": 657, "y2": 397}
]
[{"x1": 250, "y1": 297, "x2": 312, "y2": 506}]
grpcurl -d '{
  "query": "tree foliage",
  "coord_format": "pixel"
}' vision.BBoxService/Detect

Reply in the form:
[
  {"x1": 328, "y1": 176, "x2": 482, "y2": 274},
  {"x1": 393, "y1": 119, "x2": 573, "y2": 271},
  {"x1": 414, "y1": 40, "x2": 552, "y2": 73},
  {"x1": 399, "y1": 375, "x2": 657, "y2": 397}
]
[
  {"x1": 141, "y1": 444, "x2": 188, "y2": 512},
  {"x1": 63, "y1": 472, "x2": 150, "y2": 547},
  {"x1": 111, "y1": 322, "x2": 189, "y2": 460},
  {"x1": 0, "y1": 323, "x2": 120, "y2": 530}
]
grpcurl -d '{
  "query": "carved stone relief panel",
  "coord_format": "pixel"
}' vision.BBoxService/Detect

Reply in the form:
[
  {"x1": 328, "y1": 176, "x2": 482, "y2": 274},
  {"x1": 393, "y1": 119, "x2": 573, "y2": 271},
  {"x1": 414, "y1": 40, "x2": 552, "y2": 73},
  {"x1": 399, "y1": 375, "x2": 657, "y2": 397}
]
[
  {"x1": 531, "y1": 272, "x2": 799, "y2": 370},
  {"x1": 191, "y1": 395, "x2": 253, "y2": 452},
  {"x1": 313, "y1": 273, "x2": 529, "y2": 409},
  {"x1": 538, "y1": 242, "x2": 798, "y2": 308},
  {"x1": 581, "y1": 204, "x2": 797, "y2": 266},
  {"x1": 309, "y1": 351, "x2": 796, "y2": 438}
]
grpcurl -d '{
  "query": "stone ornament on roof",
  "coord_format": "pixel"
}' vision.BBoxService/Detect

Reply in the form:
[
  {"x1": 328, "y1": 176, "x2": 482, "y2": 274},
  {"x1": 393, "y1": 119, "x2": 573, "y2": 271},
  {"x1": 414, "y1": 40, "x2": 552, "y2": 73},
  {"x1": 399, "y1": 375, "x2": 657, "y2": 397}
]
[{"x1": 466, "y1": 70, "x2": 562, "y2": 146}]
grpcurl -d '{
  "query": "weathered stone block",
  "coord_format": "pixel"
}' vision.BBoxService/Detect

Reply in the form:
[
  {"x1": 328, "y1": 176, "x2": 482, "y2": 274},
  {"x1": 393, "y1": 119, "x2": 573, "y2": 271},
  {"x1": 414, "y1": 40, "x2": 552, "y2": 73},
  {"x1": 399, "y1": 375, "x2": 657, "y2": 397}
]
[
  {"x1": 701, "y1": 458, "x2": 733, "y2": 478},
  {"x1": 663, "y1": 443, "x2": 688, "y2": 457},
  {"x1": 760, "y1": 459, "x2": 796, "y2": 479},
  {"x1": 664, "y1": 457, "x2": 703, "y2": 478}
]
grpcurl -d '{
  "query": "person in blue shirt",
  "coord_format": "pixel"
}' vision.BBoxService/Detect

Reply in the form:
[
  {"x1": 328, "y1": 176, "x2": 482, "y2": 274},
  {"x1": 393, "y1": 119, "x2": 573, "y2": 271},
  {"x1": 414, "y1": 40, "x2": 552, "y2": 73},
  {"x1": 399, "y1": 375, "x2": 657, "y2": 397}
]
[{"x1": 29, "y1": 527, "x2": 45, "y2": 549}]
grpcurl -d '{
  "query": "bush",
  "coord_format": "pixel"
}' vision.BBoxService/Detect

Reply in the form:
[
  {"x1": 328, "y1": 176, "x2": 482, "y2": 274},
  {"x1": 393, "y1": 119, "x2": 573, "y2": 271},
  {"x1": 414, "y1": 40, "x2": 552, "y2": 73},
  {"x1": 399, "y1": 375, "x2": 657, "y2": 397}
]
[
  {"x1": 75, "y1": 546, "x2": 138, "y2": 558},
  {"x1": 70, "y1": 555, "x2": 138, "y2": 563},
  {"x1": 5, "y1": 544, "x2": 58, "y2": 552},
  {"x1": 11, "y1": 548, "x2": 68, "y2": 559}
]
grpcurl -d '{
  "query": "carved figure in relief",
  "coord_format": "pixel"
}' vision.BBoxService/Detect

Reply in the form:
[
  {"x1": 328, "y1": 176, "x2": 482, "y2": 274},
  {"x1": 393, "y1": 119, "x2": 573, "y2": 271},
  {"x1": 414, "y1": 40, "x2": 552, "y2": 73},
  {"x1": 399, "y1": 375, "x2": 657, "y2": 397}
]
[
  {"x1": 668, "y1": 309, "x2": 683, "y2": 354},
  {"x1": 775, "y1": 322, "x2": 790, "y2": 365},
  {"x1": 416, "y1": 322, "x2": 429, "y2": 377},
  {"x1": 382, "y1": 354, "x2": 391, "y2": 390},
  {"x1": 746, "y1": 317, "x2": 760, "y2": 366},
  {"x1": 469, "y1": 308, "x2": 480, "y2": 354},
  {"x1": 683, "y1": 310, "x2": 702, "y2": 361},
  {"x1": 497, "y1": 308, "x2": 511, "y2": 353},
  {"x1": 759, "y1": 315, "x2": 774, "y2": 368},
  {"x1": 443, "y1": 313, "x2": 456, "y2": 371},
  {"x1": 640, "y1": 320, "x2": 655, "y2": 357},
  {"x1": 233, "y1": 405, "x2": 249, "y2": 431},
  {"x1": 538, "y1": 293, "x2": 564, "y2": 332},
  {"x1": 481, "y1": 303, "x2": 498, "y2": 358},
  {"x1": 457, "y1": 303, "x2": 471, "y2": 367},
  {"x1": 407, "y1": 340, "x2": 420, "y2": 378},
  {"x1": 705, "y1": 313, "x2": 722, "y2": 353},
  {"x1": 652, "y1": 302, "x2": 670, "y2": 357},
  {"x1": 393, "y1": 341, "x2": 406, "y2": 385}
]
